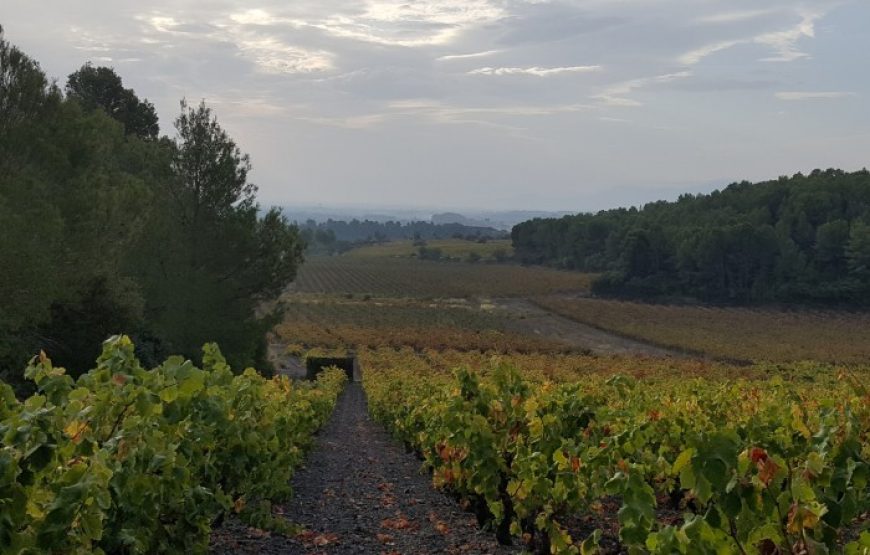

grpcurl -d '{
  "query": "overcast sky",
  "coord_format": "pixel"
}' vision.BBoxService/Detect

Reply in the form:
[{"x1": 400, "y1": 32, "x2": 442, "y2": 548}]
[{"x1": 2, "y1": 1, "x2": 868, "y2": 211}]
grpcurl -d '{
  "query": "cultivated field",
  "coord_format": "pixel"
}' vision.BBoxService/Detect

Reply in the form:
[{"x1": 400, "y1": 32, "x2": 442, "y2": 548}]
[
  {"x1": 533, "y1": 296, "x2": 870, "y2": 364},
  {"x1": 291, "y1": 255, "x2": 594, "y2": 298},
  {"x1": 361, "y1": 347, "x2": 870, "y2": 553},
  {"x1": 267, "y1": 243, "x2": 870, "y2": 554},
  {"x1": 346, "y1": 238, "x2": 514, "y2": 260},
  {"x1": 276, "y1": 295, "x2": 568, "y2": 353}
]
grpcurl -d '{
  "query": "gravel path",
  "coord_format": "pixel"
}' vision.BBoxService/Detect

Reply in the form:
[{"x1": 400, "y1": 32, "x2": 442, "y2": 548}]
[{"x1": 210, "y1": 382, "x2": 516, "y2": 554}]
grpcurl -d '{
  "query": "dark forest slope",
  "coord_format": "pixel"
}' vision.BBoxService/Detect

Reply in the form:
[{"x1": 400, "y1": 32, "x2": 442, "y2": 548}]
[{"x1": 512, "y1": 169, "x2": 870, "y2": 303}]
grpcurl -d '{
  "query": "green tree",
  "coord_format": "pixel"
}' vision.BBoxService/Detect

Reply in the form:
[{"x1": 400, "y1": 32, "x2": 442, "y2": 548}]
[
  {"x1": 847, "y1": 222, "x2": 870, "y2": 280},
  {"x1": 66, "y1": 63, "x2": 159, "y2": 139},
  {"x1": 815, "y1": 219, "x2": 851, "y2": 276},
  {"x1": 0, "y1": 28, "x2": 152, "y2": 380},
  {"x1": 134, "y1": 100, "x2": 303, "y2": 369}
]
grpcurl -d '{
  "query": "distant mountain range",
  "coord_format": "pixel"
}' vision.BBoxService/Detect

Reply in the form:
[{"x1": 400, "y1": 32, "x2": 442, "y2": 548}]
[{"x1": 279, "y1": 205, "x2": 571, "y2": 231}]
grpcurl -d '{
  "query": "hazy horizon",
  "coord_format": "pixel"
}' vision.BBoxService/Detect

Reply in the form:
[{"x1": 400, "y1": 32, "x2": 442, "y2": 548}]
[{"x1": 3, "y1": 0, "x2": 868, "y2": 211}]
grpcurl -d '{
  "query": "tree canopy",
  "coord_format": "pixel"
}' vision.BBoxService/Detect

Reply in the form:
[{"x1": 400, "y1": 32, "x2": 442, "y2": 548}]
[
  {"x1": 512, "y1": 170, "x2": 870, "y2": 303},
  {"x1": 65, "y1": 63, "x2": 159, "y2": 139},
  {"x1": 0, "y1": 27, "x2": 304, "y2": 386}
]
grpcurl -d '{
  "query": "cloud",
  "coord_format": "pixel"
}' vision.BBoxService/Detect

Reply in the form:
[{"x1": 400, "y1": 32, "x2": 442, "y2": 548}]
[
  {"x1": 594, "y1": 71, "x2": 692, "y2": 107},
  {"x1": 139, "y1": 11, "x2": 335, "y2": 75},
  {"x1": 754, "y1": 9, "x2": 823, "y2": 62},
  {"x1": 3, "y1": 0, "x2": 867, "y2": 211},
  {"x1": 776, "y1": 91, "x2": 857, "y2": 101},
  {"x1": 294, "y1": 98, "x2": 594, "y2": 130},
  {"x1": 293, "y1": 0, "x2": 506, "y2": 47},
  {"x1": 387, "y1": 99, "x2": 592, "y2": 117},
  {"x1": 295, "y1": 113, "x2": 389, "y2": 129},
  {"x1": 149, "y1": 16, "x2": 180, "y2": 33},
  {"x1": 679, "y1": 40, "x2": 744, "y2": 66},
  {"x1": 436, "y1": 50, "x2": 500, "y2": 61},
  {"x1": 678, "y1": 7, "x2": 830, "y2": 67},
  {"x1": 236, "y1": 38, "x2": 334, "y2": 74},
  {"x1": 468, "y1": 65, "x2": 602, "y2": 76},
  {"x1": 696, "y1": 9, "x2": 780, "y2": 25}
]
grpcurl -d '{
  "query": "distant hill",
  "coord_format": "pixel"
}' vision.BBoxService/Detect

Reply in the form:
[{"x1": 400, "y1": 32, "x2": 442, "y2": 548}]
[
  {"x1": 298, "y1": 218, "x2": 507, "y2": 254},
  {"x1": 432, "y1": 210, "x2": 571, "y2": 230},
  {"x1": 279, "y1": 205, "x2": 569, "y2": 231}
]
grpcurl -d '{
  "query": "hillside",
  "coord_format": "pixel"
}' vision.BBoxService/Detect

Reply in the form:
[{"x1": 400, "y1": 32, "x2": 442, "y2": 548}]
[{"x1": 512, "y1": 170, "x2": 870, "y2": 303}]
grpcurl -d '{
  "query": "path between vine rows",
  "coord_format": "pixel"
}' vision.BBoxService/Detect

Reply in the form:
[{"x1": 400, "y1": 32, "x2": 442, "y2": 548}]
[{"x1": 210, "y1": 382, "x2": 517, "y2": 554}]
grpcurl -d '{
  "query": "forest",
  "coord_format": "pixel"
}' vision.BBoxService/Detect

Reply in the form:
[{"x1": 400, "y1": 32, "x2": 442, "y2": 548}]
[
  {"x1": 512, "y1": 170, "x2": 870, "y2": 303},
  {"x1": 298, "y1": 218, "x2": 504, "y2": 254},
  {"x1": 0, "y1": 26, "x2": 304, "y2": 387}
]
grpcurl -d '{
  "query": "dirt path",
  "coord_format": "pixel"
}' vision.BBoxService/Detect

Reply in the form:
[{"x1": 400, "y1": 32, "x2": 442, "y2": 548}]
[
  {"x1": 210, "y1": 382, "x2": 516, "y2": 554},
  {"x1": 493, "y1": 297, "x2": 684, "y2": 358}
]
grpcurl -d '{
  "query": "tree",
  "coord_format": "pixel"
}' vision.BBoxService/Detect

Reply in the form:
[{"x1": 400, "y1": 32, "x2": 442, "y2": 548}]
[
  {"x1": 1, "y1": 29, "x2": 153, "y2": 380},
  {"x1": 133, "y1": 100, "x2": 303, "y2": 369},
  {"x1": 847, "y1": 222, "x2": 870, "y2": 280},
  {"x1": 815, "y1": 219, "x2": 850, "y2": 277},
  {"x1": 66, "y1": 63, "x2": 159, "y2": 139}
]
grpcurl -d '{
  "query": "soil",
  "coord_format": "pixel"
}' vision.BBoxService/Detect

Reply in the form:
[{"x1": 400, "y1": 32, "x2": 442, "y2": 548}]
[
  {"x1": 209, "y1": 382, "x2": 517, "y2": 554},
  {"x1": 492, "y1": 297, "x2": 685, "y2": 358}
]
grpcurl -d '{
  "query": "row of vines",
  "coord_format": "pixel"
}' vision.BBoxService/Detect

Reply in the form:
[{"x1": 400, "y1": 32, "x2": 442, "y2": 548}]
[
  {"x1": 293, "y1": 256, "x2": 593, "y2": 298},
  {"x1": 1, "y1": 336, "x2": 346, "y2": 554},
  {"x1": 276, "y1": 297, "x2": 567, "y2": 353},
  {"x1": 532, "y1": 296, "x2": 870, "y2": 364},
  {"x1": 362, "y1": 349, "x2": 870, "y2": 554}
]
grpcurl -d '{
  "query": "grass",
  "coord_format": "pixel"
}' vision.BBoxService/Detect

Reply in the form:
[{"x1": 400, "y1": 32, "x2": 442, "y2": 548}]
[
  {"x1": 292, "y1": 256, "x2": 593, "y2": 298},
  {"x1": 533, "y1": 296, "x2": 870, "y2": 364}
]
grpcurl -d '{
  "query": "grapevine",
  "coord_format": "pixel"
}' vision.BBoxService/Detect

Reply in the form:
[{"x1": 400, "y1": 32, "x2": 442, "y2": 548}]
[{"x1": 0, "y1": 336, "x2": 345, "y2": 554}]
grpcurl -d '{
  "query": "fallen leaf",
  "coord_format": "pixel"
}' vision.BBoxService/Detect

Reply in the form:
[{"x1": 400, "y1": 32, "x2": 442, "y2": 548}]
[
  {"x1": 247, "y1": 527, "x2": 271, "y2": 539},
  {"x1": 381, "y1": 516, "x2": 417, "y2": 531},
  {"x1": 312, "y1": 533, "x2": 339, "y2": 546}
]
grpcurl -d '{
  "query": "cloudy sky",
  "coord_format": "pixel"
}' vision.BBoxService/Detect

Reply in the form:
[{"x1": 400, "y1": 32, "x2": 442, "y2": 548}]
[{"x1": 2, "y1": 1, "x2": 868, "y2": 211}]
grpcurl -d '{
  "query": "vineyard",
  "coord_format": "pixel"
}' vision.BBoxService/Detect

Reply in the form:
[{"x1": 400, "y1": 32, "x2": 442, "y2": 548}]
[
  {"x1": 0, "y1": 336, "x2": 345, "y2": 554},
  {"x1": 5, "y1": 8, "x2": 870, "y2": 554},
  {"x1": 261, "y1": 245, "x2": 870, "y2": 554},
  {"x1": 275, "y1": 296, "x2": 569, "y2": 353},
  {"x1": 345, "y1": 239, "x2": 514, "y2": 261},
  {"x1": 291, "y1": 256, "x2": 594, "y2": 298},
  {"x1": 533, "y1": 296, "x2": 870, "y2": 364},
  {"x1": 360, "y1": 348, "x2": 870, "y2": 554}
]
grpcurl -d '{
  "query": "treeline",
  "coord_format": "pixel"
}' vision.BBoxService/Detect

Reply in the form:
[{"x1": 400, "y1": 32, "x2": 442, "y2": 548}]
[
  {"x1": 299, "y1": 219, "x2": 505, "y2": 254},
  {"x1": 512, "y1": 169, "x2": 870, "y2": 303},
  {"x1": 0, "y1": 27, "x2": 303, "y2": 386}
]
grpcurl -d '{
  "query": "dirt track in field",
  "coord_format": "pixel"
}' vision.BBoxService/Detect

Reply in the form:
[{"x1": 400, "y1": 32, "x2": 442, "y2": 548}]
[
  {"x1": 492, "y1": 297, "x2": 684, "y2": 358},
  {"x1": 209, "y1": 382, "x2": 517, "y2": 555}
]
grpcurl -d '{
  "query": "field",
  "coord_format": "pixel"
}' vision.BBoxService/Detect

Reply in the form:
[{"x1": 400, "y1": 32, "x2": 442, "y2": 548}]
[
  {"x1": 10, "y1": 240, "x2": 870, "y2": 554},
  {"x1": 291, "y1": 255, "x2": 594, "y2": 298},
  {"x1": 270, "y1": 243, "x2": 870, "y2": 554},
  {"x1": 275, "y1": 295, "x2": 568, "y2": 353},
  {"x1": 533, "y1": 296, "x2": 870, "y2": 364},
  {"x1": 345, "y1": 238, "x2": 514, "y2": 261},
  {"x1": 361, "y1": 347, "x2": 870, "y2": 554}
]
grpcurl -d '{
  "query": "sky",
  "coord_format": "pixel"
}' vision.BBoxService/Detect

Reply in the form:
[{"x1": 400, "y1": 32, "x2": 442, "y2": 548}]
[{"x1": 2, "y1": 1, "x2": 869, "y2": 212}]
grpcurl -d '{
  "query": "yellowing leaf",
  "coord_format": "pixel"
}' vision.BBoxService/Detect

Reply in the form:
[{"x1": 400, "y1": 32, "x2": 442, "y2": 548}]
[{"x1": 64, "y1": 420, "x2": 89, "y2": 443}]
